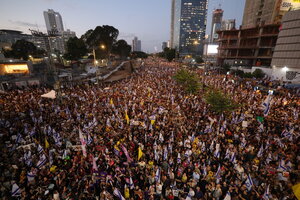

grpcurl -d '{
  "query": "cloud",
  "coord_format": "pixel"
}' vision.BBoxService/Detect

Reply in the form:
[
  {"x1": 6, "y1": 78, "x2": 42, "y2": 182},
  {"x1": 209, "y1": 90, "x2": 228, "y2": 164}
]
[{"x1": 8, "y1": 20, "x2": 45, "y2": 29}]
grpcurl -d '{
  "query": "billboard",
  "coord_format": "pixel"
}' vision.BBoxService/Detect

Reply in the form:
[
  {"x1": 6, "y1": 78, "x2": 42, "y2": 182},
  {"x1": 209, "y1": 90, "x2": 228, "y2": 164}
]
[
  {"x1": 207, "y1": 44, "x2": 219, "y2": 55},
  {"x1": 280, "y1": 0, "x2": 300, "y2": 11}
]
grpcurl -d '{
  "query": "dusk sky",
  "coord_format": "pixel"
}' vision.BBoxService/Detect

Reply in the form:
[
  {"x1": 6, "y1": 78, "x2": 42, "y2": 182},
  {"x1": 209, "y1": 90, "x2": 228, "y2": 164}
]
[{"x1": 0, "y1": 0, "x2": 245, "y2": 53}]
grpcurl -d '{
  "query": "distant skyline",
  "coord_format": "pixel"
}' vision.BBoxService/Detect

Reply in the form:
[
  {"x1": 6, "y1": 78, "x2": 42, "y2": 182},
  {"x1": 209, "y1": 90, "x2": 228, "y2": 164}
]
[{"x1": 0, "y1": 0, "x2": 245, "y2": 53}]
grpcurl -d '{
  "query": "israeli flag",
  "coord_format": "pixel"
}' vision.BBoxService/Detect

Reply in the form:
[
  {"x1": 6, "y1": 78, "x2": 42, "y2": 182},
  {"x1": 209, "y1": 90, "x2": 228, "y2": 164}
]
[
  {"x1": 281, "y1": 129, "x2": 293, "y2": 140},
  {"x1": 258, "y1": 124, "x2": 264, "y2": 132},
  {"x1": 37, "y1": 144, "x2": 43, "y2": 154},
  {"x1": 202, "y1": 165, "x2": 207, "y2": 177},
  {"x1": 129, "y1": 177, "x2": 134, "y2": 189},
  {"x1": 87, "y1": 133, "x2": 93, "y2": 145},
  {"x1": 159, "y1": 132, "x2": 164, "y2": 143},
  {"x1": 224, "y1": 191, "x2": 231, "y2": 200},
  {"x1": 278, "y1": 159, "x2": 287, "y2": 172},
  {"x1": 155, "y1": 168, "x2": 161, "y2": 183},
  {"x1": 27, "y1": 171, "x2": 35, "y2": 182},
  {"x1": 113, "y1": 188, "x2": 125, "y2": 200},
  {"x1": 262, "y1": 95, "x2": 272, "y2": 116},
  {"x1": 11, "y1": 183, "x2": 21, "y2": 197},
  {"x1": 257, "y1": 145, "x2": 264, "y2": 158},
  {"x1": 230, "y1": 152, "x2": 236, "y2": 163},
  {"x1": 154, "y1": 149, "x2": 159, "y2": 161},
  {"x1": 245, "y1": 174, "x2": 254, "y2": 191},
  {"x1": 262, "y1": 184, "x2": 270, "y2": 200},
  {"x1": 215, "y1": 165, "x2": 221, "y2": 178},
  {"x1": 177, "y1": 153, "x2": 181, "y2": 163},
  {"x1": 16, "y1": 133, "x2": 22, "y2": 144},
  {"x1": 266, "y1": 153, "x2": 272, "y2": 164},
  {"x1": 225, "y1": 149, "x2": 230, "y2": 159},
  {"x1": 214, "y1": 149, "x2": 220, "y2": 158},
  {"x1": 201, "y1": 142, "x2": 206, "y2": 152},
  {"x1": 236, "y1": 113, "x2": 245, "y2": 123},
  {"x1": 36, "y1": 154, "x2": 47, "y2": 169},
  {"x1": 163, "y1": 146, "x2": 168, "y2": 160}
]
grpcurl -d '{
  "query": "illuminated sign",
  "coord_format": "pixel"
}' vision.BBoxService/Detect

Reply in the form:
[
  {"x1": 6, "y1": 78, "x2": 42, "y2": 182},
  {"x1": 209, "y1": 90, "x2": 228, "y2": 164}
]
[
  {"x1": 207, "y1": 44, "x2": 219, "y2": 55},
  {"x1": 3, "y1": 64, "x2": 29, "y2": 74},
  {"x1": 280, "y1": 0, "x2": 300, "y2": 11}
]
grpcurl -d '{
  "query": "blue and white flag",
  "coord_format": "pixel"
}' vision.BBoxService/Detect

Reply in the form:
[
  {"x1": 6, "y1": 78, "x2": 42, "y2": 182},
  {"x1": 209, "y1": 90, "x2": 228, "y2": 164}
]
[
  {"x1": 36, "y1": 154, "x2": 47, "y2": 169},
  {"x1": 215, "y1": 165, "x2": 221, "y2": 178},
  {"x1": 257, "y1": 145, "x2": 264, "y2": 158},
  {"x1": 266, "y1": 153, "x2": 272, "y2": 164},
  {"x1": 236, "y1": 113, "x2": 245, "y2": 123},
  {"x1": 27, "y1": 171, "x2": 35, "y2": 182},
  {"x1": 154, "y1": 149, "x2": 159, "y2": 161},
  {"x1": 224, "y1": 191, "x2": 231, "y2": 200},
  {"x1": 245, "y1": 174, "x2": 254, "y2": 191},
  {"x1": 37, "y1": 144, "x2": 43, "y2": 154},
  {"x1": 281, "y1": 129, "x2": 293, "y2": 140},
  {"x1": 220, "y1": 121, "x2": 227, "y2": 132},
  {"x1": 278, "y1": 159, "x2": 287, "y2": 172},
  {"x1": 225, "y1": 149, "x2": 230, "y2": 159},
  {"x1": 258, "y1": 124, "x2": 264, "y2": 132},
  {"x1": 11, "y1": 183, "x2": 21, "y2": 197},
  {"x1": 262, "y1": 95, "x2": 272, "y2": 116},
  {"x1": 155, "y1": 168, "x2": 161, "y2": 183},
  {"x1": 113, "y1": 188, "x2": 125, "y2": 200},
  {"x1": 262, "y1": 184, "x2": 270, "y2": 200},
  {"x1": 129, "y1": 177, "x2": 134, "y2": 189},
  {"x1": 230, "y1": 152, "x2": 236, "y2": 163},
  {"x1": 204, "y1": 126, "x2": 212, "y2": 134},
  {"x1": 210, "y1": 140, "x2": 215, "y2": 152},
  {"x1": 202, "y1": 164, "x2": 207, "y2": 177},
  {"x1": 201, "y1": 142, "x2": 206, "y2": 152},
  {"x1": 87, "y1": 133, "x2": 93, "y2": 145},
  {"x1": 177, "y1": 153, "x2": 181, "y2": 163},
  {"x1": 214, "y1": 148, "x2": 220, "y2": 158},
  {"x1": 16, "y1": 133, "x2": 22, "y2": 144},
  {"x1": 24, "y1": 151, "x2": 32, "y2": 167},
  {"x1": 163, "y1": 146, "x2": 168, "y2": 160}
]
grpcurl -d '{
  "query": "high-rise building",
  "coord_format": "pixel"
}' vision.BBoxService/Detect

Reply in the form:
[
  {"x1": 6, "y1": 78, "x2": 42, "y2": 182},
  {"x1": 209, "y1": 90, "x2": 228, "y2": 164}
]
[
  {"x1": 170, "y1": 0, "x2": 208, "y2": 55},
  {"x1": 132, "y1": 37, "x2": 141, "y2": 52},
  {"x1": 162, "y1": 42, "x2": 168, "y2": 51},
  {"x1": 221, "y1": 19, "x2": 236, "y2": 30},
  {"x1": 242, "y1": 0, "x2": 300, "y2": 28},
  {"x1": 210, "y1": 9, "x2": 223, "y2": 43},
  {"x1": 271, "y1": 9, "x2": 300, "y2": 82},
  {"x1": 43, "y1": 9, "x2": 64, "y2": 34}
]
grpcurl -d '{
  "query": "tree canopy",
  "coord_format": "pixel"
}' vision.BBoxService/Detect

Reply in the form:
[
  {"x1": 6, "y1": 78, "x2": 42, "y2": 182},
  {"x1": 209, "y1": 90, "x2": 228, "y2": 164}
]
[
  {"x1": 173, "y1": 68, "x2": 201, "y2": 94},
  {"x1": 3, "y1": 39, "x2": 43, "y2": 61},
  {"x1": 111, "y1": 40, "x2": 131, "y2": 59},
  {"x1": 83, "y1": 25, "x2": 119, "y2": 59},
  {"x1": 64, "y1": 37, "x2": 87, "y2": 61},
  {"x1": 204, "y1": 89, "x2": 238, "y2": 113}
]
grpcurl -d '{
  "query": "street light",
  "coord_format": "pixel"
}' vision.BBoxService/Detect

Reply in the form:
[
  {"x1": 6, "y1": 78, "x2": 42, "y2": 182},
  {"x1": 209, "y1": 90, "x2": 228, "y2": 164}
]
[{"x1": 100, "y1": 44, "x2": 106, "y2": 50}]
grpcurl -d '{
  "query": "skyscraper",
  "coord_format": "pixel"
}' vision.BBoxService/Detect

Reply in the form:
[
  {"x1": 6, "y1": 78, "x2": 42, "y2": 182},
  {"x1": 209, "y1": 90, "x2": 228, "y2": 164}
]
[
  {"x1": 132, "y1": 37, "x2": 141, "y2": 52},
  {"x1": 43, "y1": 9, "x2": 64, "y2": 34},
  {"x1": 221, "y1": 19, "x2": 236, "y2": 30},
  {"x1": 210, "y1": 9, "x2": 223, "y2": 43},
  {"x1": 170, "y1": 0, "x2": 208, "y2": 55},
  {"x1": 242, "y1": 0, "x2": 300, "y2": 28}
]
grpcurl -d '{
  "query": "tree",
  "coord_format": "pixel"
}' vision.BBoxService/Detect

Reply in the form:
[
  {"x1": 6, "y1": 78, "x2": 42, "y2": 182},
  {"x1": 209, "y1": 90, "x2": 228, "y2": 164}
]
[
  {"x1": 204, "y1": 89, "x2": 238, "y2": 113},
  {"x1": 84, "y1": 25, "x2": 119, "y2": 59},
  {"x1": 3, "y1": 39, "x2": 37, "y2": 60},
  {"x1": 252, "y1": 69, "x2": 265, "y2": 79},
  {"x1": 131, "y1": 51, "x2": 148, "y2": 59},
  {"x1": 63, "y1": 37, "x2": 87, "y2": 61},
  {"x1": 173, "y1": 68, "x2": 201, "y2": 94},
  {"x1": 111, "y1": 40, "x2": 131, "y2": 59},
  {"x1": 221, "y1": 63, "x2": 231, "y2": 73},
  {"x1": 165, "y1": 48, "x2": 176, "y2": 62}
]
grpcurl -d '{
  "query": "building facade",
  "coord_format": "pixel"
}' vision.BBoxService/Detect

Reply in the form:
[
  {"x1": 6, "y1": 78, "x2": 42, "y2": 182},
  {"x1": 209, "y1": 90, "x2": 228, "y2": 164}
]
[
  {"x1": 43, "y1": 9, "x2": 64, "y2": 33},
  {"x1": 210, "y1": 9, "x2": 223, "y2": 43},
  {"x1": 170, "y1": 0, "x2": 208, "y2": 55},
  {"x1": 221, "y1": 19, "x2": 236, "y2": 31},
  {"x1": 132, "y1": 37, "x2": 141, "y2": 52},
  {"x1": 217, "y1": 24, "x2": 280, "y2": 67},
  {"x1": 242, "y1": 0, "x2": 300, "y2": 28},
  {"x1": 162, "y1": 42, "x2": 168, "y2": 51},
  {"x1": 271, "y1": 9, "x2": 300, "y2": 82}
]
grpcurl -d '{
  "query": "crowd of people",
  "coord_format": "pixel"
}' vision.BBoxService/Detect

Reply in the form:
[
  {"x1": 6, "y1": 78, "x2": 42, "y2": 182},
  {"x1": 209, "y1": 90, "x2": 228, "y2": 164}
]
[{"x1": 0, "y1": 57, "x2": 299, "y2": 200}]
